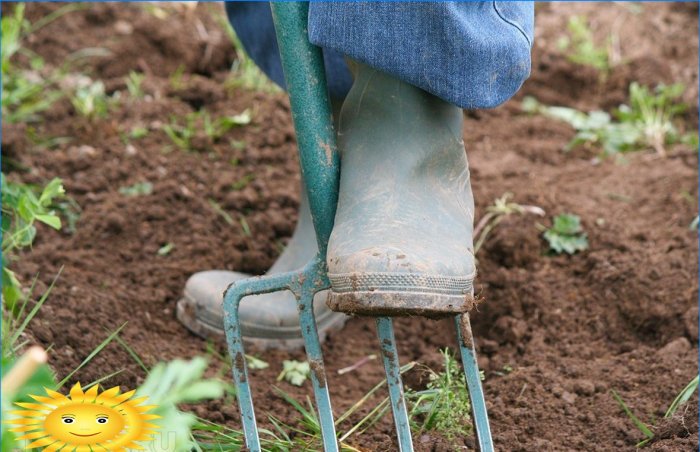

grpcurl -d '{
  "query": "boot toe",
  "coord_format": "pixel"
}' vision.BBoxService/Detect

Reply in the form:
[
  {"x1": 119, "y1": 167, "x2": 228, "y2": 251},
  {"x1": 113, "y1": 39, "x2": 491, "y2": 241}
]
[
  {"x1": 327, "y1": 246, "x2": 475, "y2": 318},
  {"x1": 177, "y1": 270, "x2": 347, "y2": 348}
]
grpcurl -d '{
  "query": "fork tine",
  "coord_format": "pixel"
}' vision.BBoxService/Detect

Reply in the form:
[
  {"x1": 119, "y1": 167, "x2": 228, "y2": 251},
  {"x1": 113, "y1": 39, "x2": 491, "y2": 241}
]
[
  {"x1": 297, "y1": 264, "x2": 339, "y2": 451},
  {"x1": 455, "y1": 313, "x2": 494, "y2": 452},
  {"x1": 376, "y1": 317, "x2": 414, "y2": 452},
  {"x1": 223, "y1": 285, "x2": 261, "y2": 451}
]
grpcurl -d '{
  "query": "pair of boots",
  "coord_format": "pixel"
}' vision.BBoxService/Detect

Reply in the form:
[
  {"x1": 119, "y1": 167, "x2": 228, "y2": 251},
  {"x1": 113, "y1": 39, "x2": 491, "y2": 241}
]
[{"x1": 178, "y1": 64, "x2": 475, "y2": 349}]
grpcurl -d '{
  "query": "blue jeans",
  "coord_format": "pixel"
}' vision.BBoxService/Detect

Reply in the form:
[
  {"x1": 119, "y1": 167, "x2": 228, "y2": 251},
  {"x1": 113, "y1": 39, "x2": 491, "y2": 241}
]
[{"x1": 225, "y1": 2, "x2": 533, "y2": 109}]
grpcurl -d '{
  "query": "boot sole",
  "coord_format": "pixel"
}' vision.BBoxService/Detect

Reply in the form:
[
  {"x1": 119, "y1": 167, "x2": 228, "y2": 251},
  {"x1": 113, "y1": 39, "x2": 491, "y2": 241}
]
[
  {"x1": 176, "y1": 294, "x2": 349, "y2": 351},
  {"x1": 327, "y1": 290, "x2": 473, "y2": 319},
  {"x1": 327, "y1": 271, "x2": 475, "y2": 318}
]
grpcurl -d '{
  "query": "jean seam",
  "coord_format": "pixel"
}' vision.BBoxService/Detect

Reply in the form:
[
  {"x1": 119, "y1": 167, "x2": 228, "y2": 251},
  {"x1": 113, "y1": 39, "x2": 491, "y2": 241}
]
[{"x1": 492, "y1": 1, "x2": 532, "y2": 48}]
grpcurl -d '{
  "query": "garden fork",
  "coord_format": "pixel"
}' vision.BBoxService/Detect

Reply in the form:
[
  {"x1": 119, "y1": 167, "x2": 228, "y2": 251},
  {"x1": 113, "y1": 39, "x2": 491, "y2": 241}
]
[{"x1": 222, "y1": 3, "x2": 493, "y2": 451}]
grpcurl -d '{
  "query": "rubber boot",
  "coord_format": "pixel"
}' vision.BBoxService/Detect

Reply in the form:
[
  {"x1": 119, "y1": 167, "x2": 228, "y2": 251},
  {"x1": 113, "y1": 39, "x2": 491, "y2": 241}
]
[
  {"x1": 327, "y1": 63, "x2": 475, "y2": 318},
  {"x1": 177, "y1": 183, "x2": 347, "y2": 349}
]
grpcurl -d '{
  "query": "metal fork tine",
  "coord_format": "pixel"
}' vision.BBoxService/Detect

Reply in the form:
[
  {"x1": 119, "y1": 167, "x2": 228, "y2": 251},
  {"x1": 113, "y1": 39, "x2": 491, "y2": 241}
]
[
  {"x1": 297, "y1": 264, "x2": 339, "y2": 451},
  {"x1": 223, "y1": 286, "x2": 261, "y2": 451},
  {"x1": 376, "y1": 317, "x2": 414, "y2": 452},
  {"x1": 455, "y1": 313, "x2": 494, "y2": 452}
]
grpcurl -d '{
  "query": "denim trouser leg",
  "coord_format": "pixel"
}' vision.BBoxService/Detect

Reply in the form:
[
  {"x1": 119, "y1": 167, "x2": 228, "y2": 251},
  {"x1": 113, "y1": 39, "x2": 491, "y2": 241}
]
[{"x1": 225, "y1": 1, "x2": 534, "y2": 109}]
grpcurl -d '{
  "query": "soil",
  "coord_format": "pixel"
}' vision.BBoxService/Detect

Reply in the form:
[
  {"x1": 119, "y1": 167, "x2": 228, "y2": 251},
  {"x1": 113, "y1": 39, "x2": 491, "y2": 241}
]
[{"x1": 3, "y1": 3, "x2": 698, "y2": 451}]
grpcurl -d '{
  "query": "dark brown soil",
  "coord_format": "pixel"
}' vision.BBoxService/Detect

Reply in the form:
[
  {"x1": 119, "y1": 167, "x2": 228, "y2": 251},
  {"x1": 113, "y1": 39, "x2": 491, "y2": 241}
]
[{"x1": 4, "y1": 3, "x2": 698, "y2": 451}]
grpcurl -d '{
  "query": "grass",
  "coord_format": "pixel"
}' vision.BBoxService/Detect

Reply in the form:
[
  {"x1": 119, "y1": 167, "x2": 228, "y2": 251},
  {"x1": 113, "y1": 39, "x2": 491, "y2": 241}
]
[
  {"x1": 163, "y1": 109, "x2": 251, "y2": 152},
  {"x1": 407, "y1": 349, "x2": 474, "y2": 441},
  {"x1": 522, "y1": 82, "x2": 696, "y2": 156},
  {"x1": 125, "y1": 70, "x2": 146, "y2": 99},
  {"x1": 213, "y1": 10, "x2": 281, "y2": 94},
  {"x1": 1, "y1": 4, "x2": 63, "y2": 123},
  {"x1": 224, "y1": 351, "x2": 480, "y2": 450},
  {"x1": 613, "y1": 376, "x2": 698, "y2": 447}
]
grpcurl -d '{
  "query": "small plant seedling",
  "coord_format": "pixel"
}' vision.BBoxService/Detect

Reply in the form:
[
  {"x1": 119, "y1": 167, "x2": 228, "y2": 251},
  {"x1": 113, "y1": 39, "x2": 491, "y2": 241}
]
[
  {"x1": 208, "y1": 199, "x2": 234, "y2": 225},
  {"x1": 473, "y1": 192, "x2": 545, "y2": 255},
  {"x1": 125, "y1": 71, "x2": 145, "y2": 99},
  {"x1": 169, "y1": 64, "x2": 187, "y2": 90},
  {"x1": 1, "y1": 176, "x2": 66, "y2": 309},
  {"x1": 71, "y1": 79, "x2": 113, "y2": 120},
  {"x1": 118, "y1": 181, "x2": 153, "y2": 197},
  {"x1": 245, "y1": 355, "x2": 269, "y2": 370},
  {"x1": 231, "y1": 174, "x2": 255, "y2": 191},
  {"x1": 163, "y1": 110, "x2": 250, "y2": 152},
  {"x1": 557, "y1": 15, "x2": 614, "y2": 77},
  {"x1": 408, "y1": 349, "x2": 474, "y2": 441},
  {"x1": 277, "y1": 360, "x2": 311, "y2": 386},
  {"x1": 542, "y1": 213, "x2": 589, "y2": 255},
  {"x1": 129, "y1": 126, "x2": 149, "y2": 139},
  {"x1": 239, "y1": 216, "x2": 252, "y2": 237},
  {"x1": 610, "y1": 376, "x2": 698, "y2": 449},
  {"x1": 157, "y1": 242, "x2": 174, "y2": 256},
  {"x1": 523, "y1": 83, "x2": 696, "y2": 156},
  {"x1": 1, "y1": 4, "x2": 63, "y2": 123},
  {"x1": 215, "y1": 12, "x2": 281, "y2": 94},
  {"x1": 617, "y1": 82, "x2": 694, "y2": 156}
]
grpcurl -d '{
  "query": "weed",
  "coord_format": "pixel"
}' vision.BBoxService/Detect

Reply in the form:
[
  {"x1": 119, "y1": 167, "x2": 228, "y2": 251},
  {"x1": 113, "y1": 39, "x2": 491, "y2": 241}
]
[
  {"x1": 408, "y1": 349, "x2": 473, "y2": 441},
  {"x1": 130, "y1": 125, "x2": 149, "y2": 139},
  {"x1": 26, "y1": 126, "x2": 72, "y2": 150},
  {"x1": 214, "y1": 12, "x2": 281, "y2": 94},
  {"x1": 618, "y1": 82, "x2": 694, "y2": 156},
  {"x1": 1, "y1": 4, "x2": 63, "y2": 123},
  {"x1": 119, "y1": 181, "x2": 154, "y2": 197},
  {"x1": 208, "y1": 198, "x2": 234, "y2": 225},
  {"x1": 157, "y1": 242, "x2": 175, "y2": 256},
  {"x1": 612, "y1": 390, "x2": 654, "y2": 446},
  {"x1": 125, "y1": 70, "x2": 146, "y2": 99},
  {"x1": 169, "y1": 64, "x2": 187, "y2": 90},
  {"x1": 277, "y1": 360, "x2": 311, "y2": 386},
  {"x1": 473, "y1": 192, "x2": 545, "y2": 255},
  {"x1": 665, "y1": 375, "x2": 698, "y2": 419},
  {"x1": 265, "y1": 362, "x2": 418, "y2": 451},
  {"x1": 246, "y1": 355, "x2": 269, "y2": 370},
  {"x1": 523, "y1": 83, "x2": 696, "y2": 156},
  {"x1": 557, "y1": 15, "x2": 614, "y2": 76},
  {"x1": 71, "y1": 79, "x2": 114, "y2": 119},
  {"x1": 163, "y1": 110, "x2": 250, "y2": 152},
  {"x1": 231, "y1": 173, "x2": 255, "y2": 191},
  {"x1": 163, "y1": 113, "x2": 196, "y2": 151},
  {"x1": 541, "y1": 213, "x2": 589, "y2": 255},
  {"x1": 239, "y1": 215, "x2": 252, "y2": 237},
  {"x1": 1, "y1": 175, "x2": 66, "y2": 310},
  {"x1": 202, "y1": 109, "x2": 252, "y2": 140}
]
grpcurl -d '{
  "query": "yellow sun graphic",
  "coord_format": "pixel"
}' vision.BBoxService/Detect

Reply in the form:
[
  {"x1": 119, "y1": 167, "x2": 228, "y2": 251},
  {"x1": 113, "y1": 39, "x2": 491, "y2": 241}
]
[{"x1": 5, "y1": 382, "x2": 160, "y2": 451}]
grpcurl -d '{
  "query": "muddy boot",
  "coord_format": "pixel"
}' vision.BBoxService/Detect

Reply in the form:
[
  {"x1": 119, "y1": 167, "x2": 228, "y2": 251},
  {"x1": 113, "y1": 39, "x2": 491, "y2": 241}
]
[
  {"x1": 327, "y1": 63, "x2": 475, "y2": 318},
  {"x1": 177, "y1": 185, "x2": 347, "y2": 349}
]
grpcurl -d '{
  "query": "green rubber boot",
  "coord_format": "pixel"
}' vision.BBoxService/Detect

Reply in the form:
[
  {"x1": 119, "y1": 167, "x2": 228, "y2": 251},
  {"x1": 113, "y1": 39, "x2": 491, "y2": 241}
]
[
  {"x1": 327, "y1": 63, "x2": 475, "y2": 318},
  {"x1": 177, "y1": 184, "x2": 347, "y2": 349}
]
